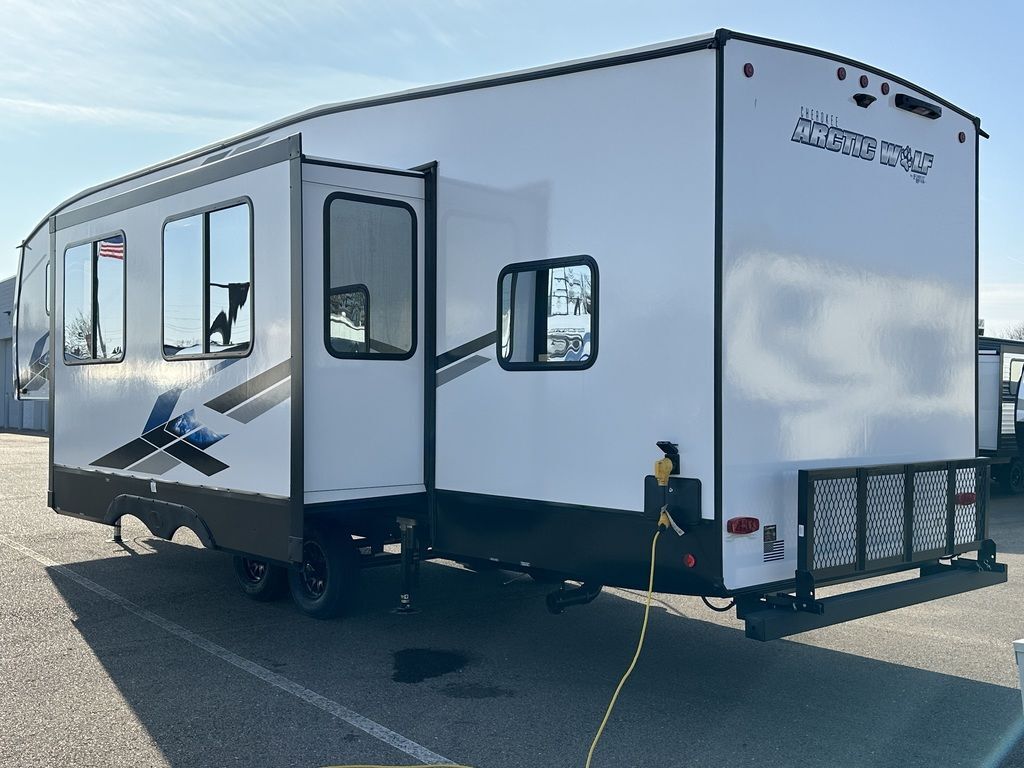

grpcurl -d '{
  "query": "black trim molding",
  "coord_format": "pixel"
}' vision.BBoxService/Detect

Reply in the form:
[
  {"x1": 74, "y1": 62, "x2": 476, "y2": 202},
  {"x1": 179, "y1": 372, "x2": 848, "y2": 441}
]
[{"x1": 55, "y1": 135, "x2": 300, "y2": 231}]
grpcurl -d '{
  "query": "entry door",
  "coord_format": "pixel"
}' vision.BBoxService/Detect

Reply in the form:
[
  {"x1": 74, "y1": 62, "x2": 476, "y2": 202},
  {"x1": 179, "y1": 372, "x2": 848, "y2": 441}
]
[{"x1": 301, "y1": 161, "x2": 426, "y2": 502}]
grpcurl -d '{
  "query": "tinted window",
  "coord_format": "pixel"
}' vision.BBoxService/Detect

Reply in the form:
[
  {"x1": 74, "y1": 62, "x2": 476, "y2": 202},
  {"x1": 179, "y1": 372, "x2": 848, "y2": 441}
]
[
  {"x1": 500, "y1": 272, "x2": 515, "y2": 359},
  {"x1": 162, "y1": 201, "x2": 251, "y2": 358},
  {"x1": 163, "y1": 216, "x2": 204, "y2": 356},
  {"x1": 325, "y1": 195, "x2": 415, "y2": 358},
  {"x1": 63, "y1": 243, "x2": 93, "y2": 361},
  {"x1": 498, "y1": 257, "x2": 597, "y2": 370},
  {"x1": 63, "y1": 235, "x2": 125, "y2": 364},
  {"x1": 208, "y1": 205, "x2": 251, "y2": 353}
]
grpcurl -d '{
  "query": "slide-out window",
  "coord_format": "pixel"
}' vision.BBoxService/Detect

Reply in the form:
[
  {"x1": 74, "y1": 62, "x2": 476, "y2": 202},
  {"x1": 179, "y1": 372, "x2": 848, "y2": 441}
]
[
  {"x1": 497, "y1": 255, "x2": 598, "y2": 371},
  {"x1": 63, "y1": 234, "x2": 125, "y2": 364},
  {"x1": 324, "y1": 193, "x2": 416, "y2": 359},
  {"x1": 1010, "y1": 358, "x2": 1024, "y2": 397},
  {"x1": 162, "y1": 200, "x2": 252, "y2": 359}
]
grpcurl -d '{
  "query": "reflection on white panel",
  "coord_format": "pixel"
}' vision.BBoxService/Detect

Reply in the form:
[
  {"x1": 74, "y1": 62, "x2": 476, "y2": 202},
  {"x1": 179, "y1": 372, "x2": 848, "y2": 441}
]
[{"x1": 725, "y1": 252, "x2": 973, "y2": 460}]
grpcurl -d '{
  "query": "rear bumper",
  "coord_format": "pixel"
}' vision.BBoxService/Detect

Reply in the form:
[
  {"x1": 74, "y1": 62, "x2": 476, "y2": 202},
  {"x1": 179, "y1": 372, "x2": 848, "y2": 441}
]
[{"x1": 739, "y1": 556, "x2": 1007, "y2": 641}]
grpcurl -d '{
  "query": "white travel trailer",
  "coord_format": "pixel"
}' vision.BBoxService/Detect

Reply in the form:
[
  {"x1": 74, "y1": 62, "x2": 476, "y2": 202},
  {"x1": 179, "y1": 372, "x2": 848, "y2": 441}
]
[
  {"x1": 13, "y1": 30, "x2": 1005, "y2": 639},
  {"x1": 979, "y1": 336, "x2": 1024, "y2": 493}
]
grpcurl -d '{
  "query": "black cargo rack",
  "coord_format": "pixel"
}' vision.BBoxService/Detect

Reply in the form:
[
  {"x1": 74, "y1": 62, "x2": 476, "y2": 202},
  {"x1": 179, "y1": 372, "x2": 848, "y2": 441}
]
[
  {"x1": 738, "y1": 458, "x2": 1006, "y2": 641},
  {"x1": 798, "y1": 458, "x2": 990, "y2": 582}
]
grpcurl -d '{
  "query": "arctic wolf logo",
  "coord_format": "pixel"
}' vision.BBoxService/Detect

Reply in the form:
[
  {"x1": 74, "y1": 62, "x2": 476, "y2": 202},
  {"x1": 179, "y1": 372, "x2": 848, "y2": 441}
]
[
  {"x1": 899, "y1": 145, "x2": 915, "y2": 172},
  {"x1": 791, "y1": 117, "x2": 935, "y2": 180}
]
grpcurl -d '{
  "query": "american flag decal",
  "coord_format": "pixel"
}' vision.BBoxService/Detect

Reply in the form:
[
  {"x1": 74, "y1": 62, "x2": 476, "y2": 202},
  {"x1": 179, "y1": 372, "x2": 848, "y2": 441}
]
[
  {"x1": 764, "y1": 539, "x2": 785, "y2": 562},
  {"x1": 98, "y1": 237, "x2": 125, "y2": 260}
]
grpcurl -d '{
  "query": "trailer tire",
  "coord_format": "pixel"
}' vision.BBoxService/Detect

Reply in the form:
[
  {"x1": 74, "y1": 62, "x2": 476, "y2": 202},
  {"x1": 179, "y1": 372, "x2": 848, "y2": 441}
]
[
  {"x1": 289, "y1": 525, "x2": 359, "y2": 619},
  {"x1": 232, "y1": 556, "x2": 289, "y2": 601},
  {"x1": 1009, "y1": 459, "x2": 1024, "y2": 495}
]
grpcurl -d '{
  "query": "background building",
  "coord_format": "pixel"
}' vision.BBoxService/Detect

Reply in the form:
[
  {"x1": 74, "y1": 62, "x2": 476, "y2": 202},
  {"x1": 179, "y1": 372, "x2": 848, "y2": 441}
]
[{"x1": 1, "y1": 275, "x2": 48, "y2": 433}]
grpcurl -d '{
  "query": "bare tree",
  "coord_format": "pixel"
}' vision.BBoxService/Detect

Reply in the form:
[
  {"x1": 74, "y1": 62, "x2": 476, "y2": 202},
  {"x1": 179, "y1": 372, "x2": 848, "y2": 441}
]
[{"x1": 1001, "y1": 321, "x2": 1024, "y2": 341}]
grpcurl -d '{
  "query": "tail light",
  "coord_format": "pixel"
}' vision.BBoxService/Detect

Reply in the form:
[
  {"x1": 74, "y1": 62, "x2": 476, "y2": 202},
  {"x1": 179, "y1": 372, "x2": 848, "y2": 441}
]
[
  {"x1": 683, "y1": 553, "x2": 697, "y2": 568},
  {"x1": 727, "y1": 517, "x2": 760, "y2": 535},
  {"x1": 955, "y1": 492, "x2": 977, "y2": 506}
]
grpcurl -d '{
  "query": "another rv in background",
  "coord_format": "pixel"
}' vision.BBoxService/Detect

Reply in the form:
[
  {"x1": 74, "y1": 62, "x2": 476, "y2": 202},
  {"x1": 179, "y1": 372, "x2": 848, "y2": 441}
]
[{"x1": 979, "y1": 336, "x2": 1024, "y2": 493}]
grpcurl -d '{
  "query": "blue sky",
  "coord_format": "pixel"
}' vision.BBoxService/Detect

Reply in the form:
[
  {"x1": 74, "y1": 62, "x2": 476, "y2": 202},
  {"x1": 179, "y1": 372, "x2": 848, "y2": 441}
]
[{"x1": 2, "y1": 0, "x2": 1021, "y2": 330}]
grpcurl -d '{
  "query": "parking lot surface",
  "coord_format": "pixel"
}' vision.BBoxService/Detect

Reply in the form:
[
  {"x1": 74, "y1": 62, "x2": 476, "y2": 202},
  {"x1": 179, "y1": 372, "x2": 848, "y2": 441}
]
[{"x1": 1, "y1": 432, "x2": 1022, "y2": 767}]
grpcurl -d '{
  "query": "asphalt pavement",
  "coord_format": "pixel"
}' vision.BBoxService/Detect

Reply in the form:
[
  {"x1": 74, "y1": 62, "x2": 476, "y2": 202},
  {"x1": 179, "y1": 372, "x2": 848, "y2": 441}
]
[{"x1": 1, "y1": 432, "x2": 1022, "y2": 767}]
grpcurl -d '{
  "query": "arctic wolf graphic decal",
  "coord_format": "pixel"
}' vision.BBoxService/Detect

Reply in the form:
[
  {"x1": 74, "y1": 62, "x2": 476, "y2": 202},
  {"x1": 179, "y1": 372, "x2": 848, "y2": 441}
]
[{"x1": 90, "y1": 360, "x2": 290, "y2": 476}]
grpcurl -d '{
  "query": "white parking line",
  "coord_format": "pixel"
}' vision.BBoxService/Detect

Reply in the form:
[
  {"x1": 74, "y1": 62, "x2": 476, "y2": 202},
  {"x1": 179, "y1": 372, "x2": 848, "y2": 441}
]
[{"x1": 0, "y1": 534, "x2": 454, "y2": 766}]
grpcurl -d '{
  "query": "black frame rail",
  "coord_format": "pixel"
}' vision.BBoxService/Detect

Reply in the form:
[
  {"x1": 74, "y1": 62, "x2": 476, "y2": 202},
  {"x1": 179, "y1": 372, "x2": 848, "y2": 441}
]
[{"x1": 798, "y1": 458, "x2": 991, "y2": 583}]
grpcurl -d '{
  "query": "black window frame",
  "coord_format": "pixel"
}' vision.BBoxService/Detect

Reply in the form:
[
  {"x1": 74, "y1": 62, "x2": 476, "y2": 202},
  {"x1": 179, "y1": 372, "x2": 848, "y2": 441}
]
[
  {"x1": 322, "y1": 191, "x2": 418, "y2": 361},
  {"x1": 62, "y1": 230, "x2": 127, "y2": 366},
  {"x1": 495, "y1": 254, "x2": 599, "y2": 372},
  {"x1": 160, "y1": 197, "x2": 255, "y2": 361},
  {"x1": 1010, "y1": 358, "x2": 1024, "y2": 397},
  {"x1": 499, "y1": 270, "x2": 517, "y2": 361}
]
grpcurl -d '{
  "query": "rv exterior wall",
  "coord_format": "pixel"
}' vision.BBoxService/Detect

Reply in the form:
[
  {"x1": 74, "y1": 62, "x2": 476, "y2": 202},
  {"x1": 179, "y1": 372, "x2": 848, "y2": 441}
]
[
  {"x1": 301, "y1": 163, "x2": 426, "y2": 498},
  {"x1": 720, "y1": 40, "x2": 978, "y2": 590},
  {"x1": 978, "y1": 350, "x2": 1000, "y2": 451},
  {"x1": 295, "y1": 51, "x2": 719, "y2": 515},
  {"x1": 52, "y1": 160, "x2": 293, "y2": 501},
  {"x1": 13, "y1": 232, "x2": 50, "y2": 401}
]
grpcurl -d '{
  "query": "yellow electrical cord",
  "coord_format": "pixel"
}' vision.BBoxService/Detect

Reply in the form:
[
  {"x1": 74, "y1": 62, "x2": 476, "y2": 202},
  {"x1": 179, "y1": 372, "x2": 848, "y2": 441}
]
[
  {"x1": 326, "y1": 516, "x2": 666, "y2": 768},
  {"x1": 583, "y1": 521, "x2": 663, "y2": 768}
]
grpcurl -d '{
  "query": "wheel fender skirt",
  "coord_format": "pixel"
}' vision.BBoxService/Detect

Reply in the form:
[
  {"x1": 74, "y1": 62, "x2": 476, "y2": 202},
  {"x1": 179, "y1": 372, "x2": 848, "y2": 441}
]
[{"x1": 104, "y1": 494, "x2": 216, "y2": 549}]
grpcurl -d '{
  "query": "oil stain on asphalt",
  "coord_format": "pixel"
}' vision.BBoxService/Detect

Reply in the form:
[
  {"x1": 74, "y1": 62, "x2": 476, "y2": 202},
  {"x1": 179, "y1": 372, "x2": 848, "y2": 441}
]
[{"x1": 392, "y1": 648, "x2": 468, "y2": 683}]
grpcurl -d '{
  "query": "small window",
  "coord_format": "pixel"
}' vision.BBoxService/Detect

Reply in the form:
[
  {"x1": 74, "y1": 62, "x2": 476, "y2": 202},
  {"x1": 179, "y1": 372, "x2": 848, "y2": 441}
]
[
  {"x1": 1010, "y1": 359, "x2": 1024, "y2": 397},
  {"x1": 497, "y1": 256, "x2": 597, "y2": 370},
  {"x1": 162, "y1": 200, "x2": 252, "y2": 358},
  {"x1": 324, "y1": 193, "x2": 416, "y2": 359},
  {"x1": 63, "y1": 234, "x2": 125, "y2": 364}
]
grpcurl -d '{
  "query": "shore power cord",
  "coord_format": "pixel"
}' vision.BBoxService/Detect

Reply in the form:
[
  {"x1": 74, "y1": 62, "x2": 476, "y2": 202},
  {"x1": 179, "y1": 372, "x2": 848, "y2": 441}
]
[{"x1": 326, "y1": 455, "x2": 684, "y2": 768}]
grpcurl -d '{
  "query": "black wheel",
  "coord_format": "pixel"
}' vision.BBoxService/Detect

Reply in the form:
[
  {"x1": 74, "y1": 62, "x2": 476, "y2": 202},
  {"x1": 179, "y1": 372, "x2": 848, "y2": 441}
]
[
  {"x1": 288, "y1": 525, "x2": 359, "y2": 619},
  {"x1": 1009, "y1": 459, "x2": 1024, "y2": 495},
  {"x1": 232, "y1": 555, "x2": 289, "y2": 601}
]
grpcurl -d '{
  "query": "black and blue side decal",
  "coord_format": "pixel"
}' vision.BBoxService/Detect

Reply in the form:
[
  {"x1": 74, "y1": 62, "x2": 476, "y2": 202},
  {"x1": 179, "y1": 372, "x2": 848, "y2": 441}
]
[{"x1": 90, "y1": 359, "x2": 290, "y2": 477}]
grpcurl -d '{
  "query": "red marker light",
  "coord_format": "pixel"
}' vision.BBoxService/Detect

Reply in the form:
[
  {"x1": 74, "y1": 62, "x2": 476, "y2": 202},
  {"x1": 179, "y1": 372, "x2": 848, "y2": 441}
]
[
  {"x1": 958, "y1": 131, "x2": 967, "y2": 143},
  {"x1": 683, "y1": 553, "x2": 697, "y2": 569},
  {"x1": 881, "y1": 82, "x2": 890, "y2": 95},
  {"x1": 859, "y1": 74, "x2": 869, "y2": 88},
  {"x1": 743, "y1": 62, "x2": 754, "y2": 78},
  {"x1": 727, "y1": 517, "x2": 760, "y2": 535},
  {"x1": 837, "y1": 67, "x2": 847, "y2": 81},
  {"x1": 955, "y1": 492, "x2": 977, "y2": 506}
]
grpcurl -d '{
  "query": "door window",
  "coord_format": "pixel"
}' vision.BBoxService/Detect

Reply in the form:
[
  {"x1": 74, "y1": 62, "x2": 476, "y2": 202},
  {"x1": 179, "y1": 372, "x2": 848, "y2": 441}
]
[{"x1": 324, "y1": 193, "x2": 416, "y2": 359}]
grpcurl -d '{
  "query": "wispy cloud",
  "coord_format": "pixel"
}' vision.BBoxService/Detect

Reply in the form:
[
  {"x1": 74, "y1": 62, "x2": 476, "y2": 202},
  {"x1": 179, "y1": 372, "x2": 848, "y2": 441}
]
[
  {"x1": 0, "y1": 0, "x2": 434, "y2": 135},
  {"x1": 981, "y1": 282, "x2": 1024, "y2": 335},
  {"x1": 0, "y1": 96, "x2": 251, "y2": 134}
]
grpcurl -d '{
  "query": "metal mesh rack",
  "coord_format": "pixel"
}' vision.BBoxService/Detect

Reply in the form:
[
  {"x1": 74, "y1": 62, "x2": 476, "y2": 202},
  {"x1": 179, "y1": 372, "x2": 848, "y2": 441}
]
[{"x1": 798, "y1": 459, "x2": 989, "y2": 581}]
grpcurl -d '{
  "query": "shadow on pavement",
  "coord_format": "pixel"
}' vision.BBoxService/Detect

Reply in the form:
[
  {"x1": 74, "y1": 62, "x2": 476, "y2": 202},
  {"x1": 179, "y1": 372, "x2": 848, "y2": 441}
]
[{"x1": 47, "y1": 535, "x2": 1024, "y2": 768}]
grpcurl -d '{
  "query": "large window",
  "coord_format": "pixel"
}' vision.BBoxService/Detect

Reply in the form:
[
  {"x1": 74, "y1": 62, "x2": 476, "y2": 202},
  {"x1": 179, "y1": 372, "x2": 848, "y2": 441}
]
[
  {"x1": 63, "y1": 234, "x2": 125, "y2": 364},
  {"x1": 162, "y1": 200, "x2": 252, "y2": 358},
  {"x1": 497, "y1": 256, "x2": 597, "y2": 370},
  {"x1": 324, "y1": 193, "x2": 416, "y2": 359}
]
